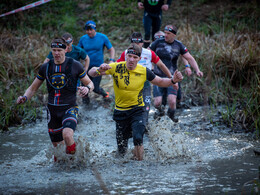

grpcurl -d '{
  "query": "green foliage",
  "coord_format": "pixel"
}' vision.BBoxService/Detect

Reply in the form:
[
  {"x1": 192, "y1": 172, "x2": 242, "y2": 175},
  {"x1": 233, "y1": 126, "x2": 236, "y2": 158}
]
[
  {"x1": 191, "y1": 0, "x2": 259, "y2": 35},
  {"x1": 85, "y1": 0, "x2": 142, "y2": 41},
  {"x1": 0, "y1": 0, "x2": 79, "y2": 36}
]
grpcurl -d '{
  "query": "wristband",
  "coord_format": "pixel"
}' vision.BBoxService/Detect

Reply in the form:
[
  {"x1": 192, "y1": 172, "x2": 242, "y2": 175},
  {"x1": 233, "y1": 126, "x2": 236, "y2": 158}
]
[
  {"x1": 86, "y1": 85, "x2": 91, "y2": 91},
  {"x1": 109, "y1": 58, "x2": 115, "y2": 62},
  {"x1": 171, "y1": 79, "x2": 176, "y2": 85},
  {"x1": 23, "y1": 95, "x2": 27, "y2": 102},
  {"x1": 185, "y1": 64, "x2": 191, "y2": 68},
  {"x1": 96, "y1": 68, "x2": 101, "y2": 75}
]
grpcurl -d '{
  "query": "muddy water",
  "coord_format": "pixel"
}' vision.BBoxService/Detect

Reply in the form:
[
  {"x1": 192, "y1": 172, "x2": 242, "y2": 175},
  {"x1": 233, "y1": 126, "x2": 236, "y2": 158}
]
[{"x1": 0, "y1": 99, "x2": 259, "y2": 194}]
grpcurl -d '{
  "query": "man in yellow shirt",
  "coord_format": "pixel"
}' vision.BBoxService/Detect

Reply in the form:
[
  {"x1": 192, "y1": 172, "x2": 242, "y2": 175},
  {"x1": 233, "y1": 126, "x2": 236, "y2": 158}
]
[{"x1": 88, "y1": 44, "x2": 183, "y2": 161}]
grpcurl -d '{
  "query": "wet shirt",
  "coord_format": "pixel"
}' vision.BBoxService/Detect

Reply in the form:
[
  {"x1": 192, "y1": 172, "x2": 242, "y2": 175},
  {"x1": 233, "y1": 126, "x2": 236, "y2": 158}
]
[
  {"x1": 78, "y1": 32, "x2": 113, "y2": 67},
  {"x1": 149, "y1": 39, "x2": 188, "y2": 77},
  {"x1": 47, "y1": 45, "x2": 87, "y2": 62},
  {"x1": 117, "y1": 47, "x2": 160, "y2": 70},
  {"x1": 105, "y1": 62, "x2": 155, "y2": 111},
  {"x1": 37, "y1": 57, "x2": 86, "y2": 106},
  {"x1": 138, "y1": 0, "x2": 172, "y2": 14}
]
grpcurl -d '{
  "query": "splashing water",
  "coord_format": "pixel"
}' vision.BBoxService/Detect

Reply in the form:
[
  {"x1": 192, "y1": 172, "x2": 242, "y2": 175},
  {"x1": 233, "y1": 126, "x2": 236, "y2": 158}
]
[
  {"x1": 147, "y1": 111, "x2": 254, "y2": 163},
  {"x1": 0, "y1": 105, "x2": 258, "y2": 194},
  {"x1": 148, "y1": 116, "x2": 193, "y2": 160},
  {"x1": 45, "y1": 136, "x2": 94, "y2": 168}
]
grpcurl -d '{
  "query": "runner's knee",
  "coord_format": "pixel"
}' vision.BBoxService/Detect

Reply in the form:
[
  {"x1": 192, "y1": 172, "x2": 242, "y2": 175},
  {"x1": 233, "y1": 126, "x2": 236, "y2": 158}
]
[
  {"x1": 154, "y1": 97, "x2": 162, "y2": 107},
  {"x1": 62, "y1": 128, "x2": 74, "y2": 141}
]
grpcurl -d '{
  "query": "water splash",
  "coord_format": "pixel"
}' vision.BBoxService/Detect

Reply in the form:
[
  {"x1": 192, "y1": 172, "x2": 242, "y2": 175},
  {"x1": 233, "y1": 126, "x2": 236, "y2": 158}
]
[
  {"x1": 148, "y1": 116, "x2": 193, "y2": 161},
  {"x1": 45, "y1": 136, "x2": 93, "y2": 168},
  {"x1": 147, "y1": 112, "x2": 253, "y2": 163}
]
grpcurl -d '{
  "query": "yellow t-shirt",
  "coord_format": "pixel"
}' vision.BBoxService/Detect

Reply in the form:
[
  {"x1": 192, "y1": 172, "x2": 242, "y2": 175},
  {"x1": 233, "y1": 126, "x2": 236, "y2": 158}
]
[{"x1": 106, "y1": 62, "x2": 147, "y2": 111}]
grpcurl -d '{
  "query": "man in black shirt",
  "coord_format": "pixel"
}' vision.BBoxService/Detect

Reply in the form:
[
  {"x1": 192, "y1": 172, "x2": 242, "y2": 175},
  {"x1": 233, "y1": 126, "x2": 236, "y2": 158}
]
[
  {"x1": 149, "y1": 24, "x2": 203, "y2": 122},
  {"x1": 17, "y1": 38, "x2": 94, "y2": 161},
  {"x1": 138, "y1": 0, "x2": 172, "y2": 48}
]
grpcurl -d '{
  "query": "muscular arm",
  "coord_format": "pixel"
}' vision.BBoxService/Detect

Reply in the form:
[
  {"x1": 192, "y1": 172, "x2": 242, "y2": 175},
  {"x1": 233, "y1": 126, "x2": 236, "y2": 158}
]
[
  {"x1": 150, "y1": 76, "x2": 172, "y2": 87},
  {"x1": 155, "y1": 59, "x2": 172, "y2": 78},
  {"x1": 150, "y1": 70, "x2": 183, "y2": 88},
  {"x1": 17, "y1": 78, "x2": 43, "y2": 104},
  {"x1": 182, "y1": 52, "x2": 203, "y2": 77}
]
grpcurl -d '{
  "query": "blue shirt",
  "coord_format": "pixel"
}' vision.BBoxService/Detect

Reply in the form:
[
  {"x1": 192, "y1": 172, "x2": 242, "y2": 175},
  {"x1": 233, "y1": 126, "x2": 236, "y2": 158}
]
[
  {"x1": 78, "y1": 32, "x2": 113, "y2": 67},
  {"x1": 47, "y1": 45, "x2": 87, "y2": 62}
]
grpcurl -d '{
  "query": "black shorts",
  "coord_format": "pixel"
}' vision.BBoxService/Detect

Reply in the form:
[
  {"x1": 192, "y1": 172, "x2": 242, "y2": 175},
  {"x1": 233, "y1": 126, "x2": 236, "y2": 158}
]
[
  {"x1": 113, "y1": 107, "x2": 145, "y2": 147},
  {"x1": 153, "y1": 84, "x2": 177, "y2": 97},
  {"x1": 47, "y1": 104, "x2": 78, "y2": 142}
]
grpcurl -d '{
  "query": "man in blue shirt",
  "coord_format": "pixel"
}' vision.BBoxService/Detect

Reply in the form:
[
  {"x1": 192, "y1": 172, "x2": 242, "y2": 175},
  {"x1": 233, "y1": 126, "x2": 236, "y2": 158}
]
[
  {"x1": 78, "y1": 20, "x2": 115, "y2": 101},
  {"x1": 44, "y1": 32, "x2": 89, "y2": 70}
]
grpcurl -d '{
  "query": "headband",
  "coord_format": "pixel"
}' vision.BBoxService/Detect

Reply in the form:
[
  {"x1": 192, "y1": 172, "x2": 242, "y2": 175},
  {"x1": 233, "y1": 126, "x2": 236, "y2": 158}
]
[
  {"x1": 131, "y1": 38, "x2": 143, "y2": 43},
  {"x1": 127, "y1": 49, "x2": 141, "y2": 57},
  {"x1": 51, "y1": 42, "x2": 66, "y2": 49},
  {"x1": 164, "y1": 27, "x2": 177, "y2": 35}
]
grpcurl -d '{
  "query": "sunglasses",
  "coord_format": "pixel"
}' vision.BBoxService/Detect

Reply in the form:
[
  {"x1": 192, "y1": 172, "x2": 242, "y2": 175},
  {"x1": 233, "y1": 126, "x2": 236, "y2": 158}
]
[
  {"x1": 154, "y1": 35, "x2": 165, "y2": 40},
  {"x1": 85, "y1": 23, "x2": 96, "y2": 30},
  {"x1": 65, "y1": 38, "x2": 73, "y2": 44}
]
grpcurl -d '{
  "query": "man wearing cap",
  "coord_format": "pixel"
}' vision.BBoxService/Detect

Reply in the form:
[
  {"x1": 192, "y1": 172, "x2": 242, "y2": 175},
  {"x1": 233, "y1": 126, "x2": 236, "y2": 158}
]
[
  {"x1": 17, "y1": 38, "x2": 94, "y2": 161},
  {"x1": 44, "y1": 32, "x2": 90, "y2": 70},
  {"x1": 117, "y1": 32, "x2": 172, "y2": 128},
  {"x1": 149, "y1": 24, "x2": 203, "y2": 122},
  {"x1": 88, "y1": 44, "x2": 183, "y2": 161},
  {"x1": 78, "y1": 20, "x2": 115, "y2": 101}
]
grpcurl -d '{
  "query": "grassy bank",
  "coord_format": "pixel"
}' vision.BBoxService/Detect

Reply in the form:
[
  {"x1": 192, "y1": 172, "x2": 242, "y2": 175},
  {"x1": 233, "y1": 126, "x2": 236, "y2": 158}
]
[{"x1": 0, "y1": 0, "x2": 259, "y2": 137}]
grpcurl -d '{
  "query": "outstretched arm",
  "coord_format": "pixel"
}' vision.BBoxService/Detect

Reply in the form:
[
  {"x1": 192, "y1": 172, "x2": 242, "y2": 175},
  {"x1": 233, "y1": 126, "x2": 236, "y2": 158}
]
[
  {"x1": 88, "y1": 63, "x2": 112, "y2": 77},
  {"x1": 16, "y1": 78, "x2": 43, "y2": 104},
  {"x1": 150, "y1": 70, "x2": 183, "y2": 88}
]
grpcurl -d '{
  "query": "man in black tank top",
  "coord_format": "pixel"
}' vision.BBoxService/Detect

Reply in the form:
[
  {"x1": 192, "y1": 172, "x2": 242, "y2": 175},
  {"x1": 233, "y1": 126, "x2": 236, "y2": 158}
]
[
  {"x1": 149, "y1": 24, "x2": 203, "y2": 122},
  {"x1": 16, "y1": 38, "x2": 94, "y2": 162}
]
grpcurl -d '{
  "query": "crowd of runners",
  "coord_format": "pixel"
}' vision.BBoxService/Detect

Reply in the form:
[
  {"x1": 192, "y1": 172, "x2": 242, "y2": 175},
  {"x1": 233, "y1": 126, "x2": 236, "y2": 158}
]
[{"x1": 16, "y1": 1, "x2": 203, "y2": 162}]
